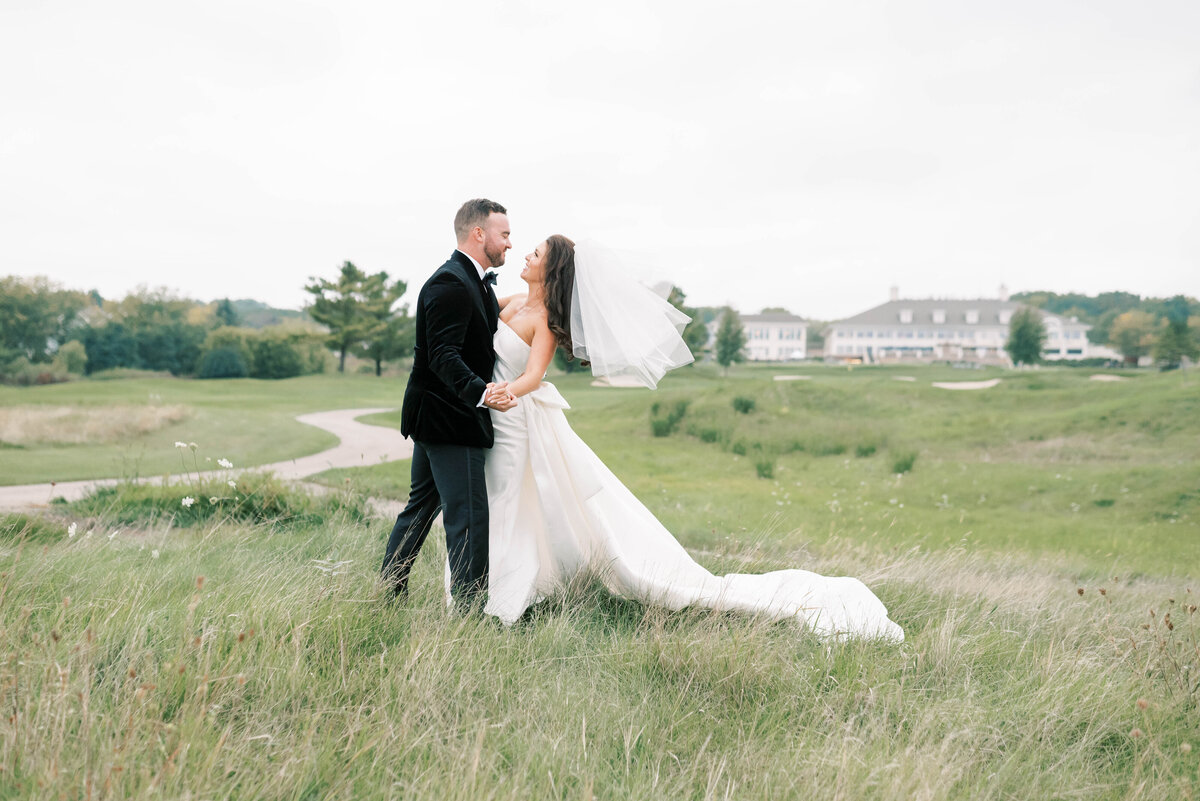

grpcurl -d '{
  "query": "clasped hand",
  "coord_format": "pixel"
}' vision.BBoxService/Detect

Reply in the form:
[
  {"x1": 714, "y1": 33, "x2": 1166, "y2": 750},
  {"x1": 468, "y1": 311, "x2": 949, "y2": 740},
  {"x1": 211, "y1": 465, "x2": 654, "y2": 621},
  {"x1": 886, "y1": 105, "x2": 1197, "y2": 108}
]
[{"x1": 483, "y1": 382, "x2": 517, "y2": 412}]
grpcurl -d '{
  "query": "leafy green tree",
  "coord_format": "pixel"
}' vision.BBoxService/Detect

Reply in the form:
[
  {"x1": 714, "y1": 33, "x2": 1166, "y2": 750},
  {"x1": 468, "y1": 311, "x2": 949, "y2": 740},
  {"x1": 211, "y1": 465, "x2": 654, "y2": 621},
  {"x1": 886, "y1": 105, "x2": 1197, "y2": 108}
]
[
  {"x1": 715, "y1": 307, "x2": 747, "y2": 374},
  {"x1": 79, "y1": 323, "x2": 138, "y2": 374},
  {"x1": 359, "y1": 272, "x2": 413, "y2": 377},
  {"x1": 666, "y1": 286, "x2": 709, "y2": 359},
  {"x1": 1004, "y1": 307, "x2": 1046, "y2": 366},
  {"x1": 305, "y1": 261, "x2": 375, "y2": 373},
  {"x1": 0, "y1": 276, "x2": 87, "y2": 364},
  {"x1": 1152, "y1": 295, "x2": 1199, "y2": 369},
  {"x1": 1109, "y1": 310, "x2": 1158, "y2": 365}
]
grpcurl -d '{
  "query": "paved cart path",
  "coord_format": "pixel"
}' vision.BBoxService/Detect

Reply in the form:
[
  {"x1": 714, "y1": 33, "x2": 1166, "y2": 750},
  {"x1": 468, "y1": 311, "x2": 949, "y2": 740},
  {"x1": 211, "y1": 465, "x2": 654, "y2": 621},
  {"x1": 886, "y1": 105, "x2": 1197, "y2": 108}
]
[{"x1": 0, "y1": 408, "x2": 411, "y2": 511}]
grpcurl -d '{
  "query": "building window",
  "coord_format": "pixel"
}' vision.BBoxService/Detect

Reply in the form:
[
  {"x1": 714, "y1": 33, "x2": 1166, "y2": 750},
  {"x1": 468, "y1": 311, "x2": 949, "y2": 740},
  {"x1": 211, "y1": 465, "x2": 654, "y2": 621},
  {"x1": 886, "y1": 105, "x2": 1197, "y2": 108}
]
[
  {"x1": 999, "y1": 310, "x2": 1013, "y2": 325},
  {"x1": 899, "y1": 309, "x2": 913, "y2": 323},
  {"x1": 966, "y1": 309, "x2": 980, "y2": 324},
  {"x1": 932, "y1": 309, "x2": 946, "y2": 324}
]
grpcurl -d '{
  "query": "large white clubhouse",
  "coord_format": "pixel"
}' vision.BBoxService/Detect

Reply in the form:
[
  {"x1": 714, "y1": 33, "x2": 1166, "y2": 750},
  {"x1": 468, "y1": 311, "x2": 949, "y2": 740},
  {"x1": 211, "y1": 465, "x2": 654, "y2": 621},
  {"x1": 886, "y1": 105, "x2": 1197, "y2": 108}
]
[{"x1": 825, "y1": 288, "x2": 1101, "y2": 364}]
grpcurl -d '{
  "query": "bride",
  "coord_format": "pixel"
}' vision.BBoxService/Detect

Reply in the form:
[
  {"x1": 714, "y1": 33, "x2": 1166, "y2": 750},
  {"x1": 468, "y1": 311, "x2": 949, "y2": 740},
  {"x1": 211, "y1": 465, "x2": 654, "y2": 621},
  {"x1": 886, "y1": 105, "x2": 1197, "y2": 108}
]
[{"x1": 469, "y1": 235, "x2": 903, "y2": 641}]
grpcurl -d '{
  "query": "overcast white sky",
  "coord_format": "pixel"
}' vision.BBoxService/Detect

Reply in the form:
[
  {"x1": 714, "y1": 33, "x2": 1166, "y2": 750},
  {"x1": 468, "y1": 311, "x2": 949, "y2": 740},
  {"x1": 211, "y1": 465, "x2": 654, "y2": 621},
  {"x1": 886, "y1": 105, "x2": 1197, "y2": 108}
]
[{"x1": 2, "y1": 0, "x2": 1198, "y2": 320}]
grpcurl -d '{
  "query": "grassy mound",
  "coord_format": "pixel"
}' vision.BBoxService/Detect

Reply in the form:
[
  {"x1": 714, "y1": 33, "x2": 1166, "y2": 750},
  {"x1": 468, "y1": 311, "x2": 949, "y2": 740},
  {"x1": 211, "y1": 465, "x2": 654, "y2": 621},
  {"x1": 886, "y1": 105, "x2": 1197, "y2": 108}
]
[{"x1": 68, "y1": 471, "x2": 370, "y2": 528}]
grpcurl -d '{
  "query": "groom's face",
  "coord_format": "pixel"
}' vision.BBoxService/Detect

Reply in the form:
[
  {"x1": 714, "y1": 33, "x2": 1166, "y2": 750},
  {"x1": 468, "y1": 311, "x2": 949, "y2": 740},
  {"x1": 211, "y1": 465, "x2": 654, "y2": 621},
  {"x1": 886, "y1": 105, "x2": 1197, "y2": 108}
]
[{"x1": 481, "y1": 212, "x2": 512, "y2": 269}]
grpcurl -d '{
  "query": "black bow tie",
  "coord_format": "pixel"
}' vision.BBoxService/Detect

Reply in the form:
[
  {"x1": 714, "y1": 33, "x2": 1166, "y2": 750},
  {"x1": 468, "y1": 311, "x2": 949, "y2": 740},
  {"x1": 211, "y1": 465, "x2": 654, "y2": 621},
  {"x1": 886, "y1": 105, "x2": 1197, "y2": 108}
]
[{"x1": 482, "y1": 271, "x2": 497, "y2": 287}]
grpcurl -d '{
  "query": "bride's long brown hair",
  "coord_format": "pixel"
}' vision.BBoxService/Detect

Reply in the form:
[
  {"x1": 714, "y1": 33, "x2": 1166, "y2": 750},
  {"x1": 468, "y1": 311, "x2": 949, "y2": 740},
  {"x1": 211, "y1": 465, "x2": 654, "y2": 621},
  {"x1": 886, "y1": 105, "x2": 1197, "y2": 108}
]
[{"x1": 542, "y1": 234, "x2": 577, "y2": 356}]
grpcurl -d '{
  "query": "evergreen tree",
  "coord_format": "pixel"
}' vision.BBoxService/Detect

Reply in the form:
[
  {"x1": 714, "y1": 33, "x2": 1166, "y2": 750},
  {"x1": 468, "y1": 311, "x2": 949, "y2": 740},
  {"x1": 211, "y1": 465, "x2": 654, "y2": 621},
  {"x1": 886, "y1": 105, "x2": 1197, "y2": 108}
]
[
  {"x1": 1004, "y1": 307, "x2": 1046, "y2": 366},
  {"x1": 214, "y1": 298, "x2": 240, "y2": 327},
  {"x1": 715, "y1": 308, "x2": 747, "y2": 374},
  {"x1": 304, "y1": 262, "x2": 374, "y2": 373},
  {"x1": 360, "y1": 272, "x2": 413, "y2": 377}
]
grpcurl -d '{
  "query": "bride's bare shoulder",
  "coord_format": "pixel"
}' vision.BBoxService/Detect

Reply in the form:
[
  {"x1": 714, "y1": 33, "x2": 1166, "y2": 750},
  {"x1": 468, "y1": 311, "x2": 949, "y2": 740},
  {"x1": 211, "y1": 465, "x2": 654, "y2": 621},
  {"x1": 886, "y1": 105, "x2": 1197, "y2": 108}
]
[{"x1": 498, "y1": 293, "x2": 527, "y2": 312}]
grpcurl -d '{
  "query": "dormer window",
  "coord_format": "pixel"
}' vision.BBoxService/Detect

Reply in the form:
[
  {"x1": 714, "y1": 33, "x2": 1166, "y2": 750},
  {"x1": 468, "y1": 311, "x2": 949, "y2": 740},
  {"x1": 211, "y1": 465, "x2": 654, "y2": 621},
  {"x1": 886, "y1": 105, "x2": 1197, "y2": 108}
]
[
  {"x1": 999, "y1": 309, "x2": 1013, "y2": 325},
  {"x1": 965, "y1": 309, "x2": 980, "y2": 324},
  {"x1": 899, "y1": 308, "x2": 913, "y2": 324},
  {"x1": 932, "y1": 309, "x2": 946, "y2": 324}
]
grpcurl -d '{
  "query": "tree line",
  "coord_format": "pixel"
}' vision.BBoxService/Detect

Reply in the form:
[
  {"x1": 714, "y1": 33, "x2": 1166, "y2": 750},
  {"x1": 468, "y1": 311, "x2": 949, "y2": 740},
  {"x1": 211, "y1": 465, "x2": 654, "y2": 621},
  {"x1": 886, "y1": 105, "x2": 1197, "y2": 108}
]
[
  {"x1": 0, "y1": 262, "x2": 413, "y2": 384},
  {"x1": 3, "y1": 270, "x2": 1195, "y2": 385},
  {"x1": 1012, "y1": 291, "x2": 1199, "y2": 367}
]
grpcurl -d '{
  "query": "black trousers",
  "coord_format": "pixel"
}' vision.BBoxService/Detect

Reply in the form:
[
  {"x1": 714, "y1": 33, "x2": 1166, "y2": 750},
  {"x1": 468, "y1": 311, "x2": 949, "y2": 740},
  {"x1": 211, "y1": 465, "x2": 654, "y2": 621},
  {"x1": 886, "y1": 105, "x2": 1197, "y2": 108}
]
[{"x1": 380, "y1": 440, "x2": 488, "y2": 605}]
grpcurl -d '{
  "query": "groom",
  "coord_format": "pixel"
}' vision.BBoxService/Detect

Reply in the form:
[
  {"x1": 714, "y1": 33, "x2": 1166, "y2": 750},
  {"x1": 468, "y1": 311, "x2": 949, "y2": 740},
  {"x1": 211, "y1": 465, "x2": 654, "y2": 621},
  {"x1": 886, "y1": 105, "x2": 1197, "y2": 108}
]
[{"x1": 381, "y1": 198, "x2": 517, "y2": 607}]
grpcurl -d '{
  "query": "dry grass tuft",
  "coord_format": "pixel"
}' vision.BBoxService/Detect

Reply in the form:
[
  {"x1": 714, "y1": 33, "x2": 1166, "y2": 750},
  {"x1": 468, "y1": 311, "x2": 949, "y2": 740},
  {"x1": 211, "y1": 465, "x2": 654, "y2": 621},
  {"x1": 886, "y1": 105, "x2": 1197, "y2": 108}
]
[{"x1": 0, "y1": 404, "x2": 190, "y2": 446}]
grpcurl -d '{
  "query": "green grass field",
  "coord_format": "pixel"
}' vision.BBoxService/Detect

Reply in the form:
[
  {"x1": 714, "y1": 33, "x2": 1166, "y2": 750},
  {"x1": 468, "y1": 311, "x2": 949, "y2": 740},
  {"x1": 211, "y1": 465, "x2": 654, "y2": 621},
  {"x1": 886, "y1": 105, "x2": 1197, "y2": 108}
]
[
  {"x1": 1, "y1": 365, "x2": 1197, "y2": 798},
  {"x1": 0, "y1": 375, "x2": 404, "y2": 484}
]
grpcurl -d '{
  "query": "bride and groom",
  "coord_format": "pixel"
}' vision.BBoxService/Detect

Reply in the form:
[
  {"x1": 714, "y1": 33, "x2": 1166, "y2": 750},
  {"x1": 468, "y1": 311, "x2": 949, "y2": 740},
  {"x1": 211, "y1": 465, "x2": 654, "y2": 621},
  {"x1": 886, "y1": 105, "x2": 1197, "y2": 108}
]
[{"x1": 380, "y1": 199, "x2": 903, "y2": 641}]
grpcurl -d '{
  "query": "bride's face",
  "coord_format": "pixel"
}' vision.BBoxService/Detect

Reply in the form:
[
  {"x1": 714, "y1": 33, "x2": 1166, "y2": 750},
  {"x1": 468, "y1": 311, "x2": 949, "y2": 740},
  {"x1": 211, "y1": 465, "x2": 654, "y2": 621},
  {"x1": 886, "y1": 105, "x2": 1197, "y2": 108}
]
[{"x1": 521, "y1": 240, "x2": 548, "y2": 284}]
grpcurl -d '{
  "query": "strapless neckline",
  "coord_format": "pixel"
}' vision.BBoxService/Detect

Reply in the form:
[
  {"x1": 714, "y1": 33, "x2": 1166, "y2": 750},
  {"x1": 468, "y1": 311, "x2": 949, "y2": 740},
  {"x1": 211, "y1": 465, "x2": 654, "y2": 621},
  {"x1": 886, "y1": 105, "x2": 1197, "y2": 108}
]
[{"x1": 498, "y1": 318, "x2": 532, "y2": 350}]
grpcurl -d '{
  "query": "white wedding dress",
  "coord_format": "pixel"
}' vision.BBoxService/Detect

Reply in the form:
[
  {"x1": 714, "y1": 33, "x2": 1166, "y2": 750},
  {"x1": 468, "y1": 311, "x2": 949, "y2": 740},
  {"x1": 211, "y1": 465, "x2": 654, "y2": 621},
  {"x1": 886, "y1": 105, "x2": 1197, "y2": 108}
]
[{"x1": 474, "y1": 320, "x2": 904, "y2": 641}]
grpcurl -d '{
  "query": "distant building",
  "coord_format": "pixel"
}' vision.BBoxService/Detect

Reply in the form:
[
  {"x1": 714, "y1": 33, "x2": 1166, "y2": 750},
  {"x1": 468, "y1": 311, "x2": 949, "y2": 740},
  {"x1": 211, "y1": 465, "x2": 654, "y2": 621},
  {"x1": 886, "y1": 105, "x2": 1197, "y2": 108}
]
[
  {"x1": 742, "y1": 312, "x2": 808, "y2": 361},
  {"x1": 825, "y1": 290, "x2": 1099, "y2": 364},
  {"x1": 703, "y1": 311, "x2": 809, "y2": 362}
]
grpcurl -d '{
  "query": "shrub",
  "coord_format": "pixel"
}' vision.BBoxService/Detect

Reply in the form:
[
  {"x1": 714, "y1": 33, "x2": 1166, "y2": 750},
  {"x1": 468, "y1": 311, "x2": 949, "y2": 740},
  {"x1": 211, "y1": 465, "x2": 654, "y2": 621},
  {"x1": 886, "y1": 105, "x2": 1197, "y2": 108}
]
[
  {"x1": 649, "y1": 400, "x2": 689, "y2": 438},
  {"x1": 732, "y1": 396, "x2": 756, "y2": 414},
  {"x1": 250, "y1": 337, "x2": 305, "y2": 379},
  {"x1": 730, "y1": 440, "x2": 747, "y2": 456},
  {"x1": 855, "y1": 443, "x2": 877, "y2": 458},
  {"x1": 69, "y1": 472, "x2": 369, "y2": 529},
  {"x1": 696, "y1": 427, "x2": 723, "y2": 444},
  {"x1": 754, "y1": 457, "x2": 775, "y2": 479},
  {"x1": 52, "y1": 340, "x2": 88, "y2": 375},
  {"x1": 892, "y1": 450, "x2": 917, "y2": 474},
  {"x1": 200, "y1": 326, "x2": 255, "y2": 372},
  {"x1": 197, "y1": 347, "x2": 249, "y2": 379},
  {"x1": 0, "y1": 355, "x2": 69, "y2": 386},
  {"x1": 0, "y1": 513, "x2": 67, "y2": 544}
]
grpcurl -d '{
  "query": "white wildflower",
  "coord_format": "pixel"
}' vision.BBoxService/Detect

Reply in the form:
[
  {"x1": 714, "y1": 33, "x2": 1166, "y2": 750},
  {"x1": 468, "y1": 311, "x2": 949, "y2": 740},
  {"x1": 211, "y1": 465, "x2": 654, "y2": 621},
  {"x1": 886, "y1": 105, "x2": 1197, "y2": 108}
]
[
  {"x1": 188, "y1": 442, "x2": 197, "y2": 450},
  {"x1": 228, "y1": 480, "x2": 237, "y2": 489},
  {"x1": 152, "y1": 549, "x2": 160, "y2": 559},
  {"x1": 174, "y1": 441, "x2": 188, "y2": 449},
  {"x1": 68, "y1": 522, "x2": 77, "y2": 538},
  {"x1": 218, "y1": 458, "x2": 233, "y2": 469},
  {"x1": 181, "y1": 496, "x2": 195, "y2": 508},
  {"x1": 209, "y1": 497, "x2": 219, "y2": 504}
]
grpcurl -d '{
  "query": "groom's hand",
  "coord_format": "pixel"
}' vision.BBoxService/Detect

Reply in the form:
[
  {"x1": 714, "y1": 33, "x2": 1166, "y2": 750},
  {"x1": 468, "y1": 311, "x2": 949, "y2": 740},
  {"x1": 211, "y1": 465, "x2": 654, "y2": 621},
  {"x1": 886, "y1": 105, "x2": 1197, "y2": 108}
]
[{"x1": 483, "y1": 382, "x2": 517, "y2": 412}]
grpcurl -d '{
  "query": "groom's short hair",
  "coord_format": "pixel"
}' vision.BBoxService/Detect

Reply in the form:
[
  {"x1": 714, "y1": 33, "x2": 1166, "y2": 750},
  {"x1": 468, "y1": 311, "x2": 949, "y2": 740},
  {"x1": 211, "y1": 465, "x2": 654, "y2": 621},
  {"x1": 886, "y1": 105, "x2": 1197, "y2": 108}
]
[{"x1": 454, "y1": 198, "x2": 507, "y2": 242}]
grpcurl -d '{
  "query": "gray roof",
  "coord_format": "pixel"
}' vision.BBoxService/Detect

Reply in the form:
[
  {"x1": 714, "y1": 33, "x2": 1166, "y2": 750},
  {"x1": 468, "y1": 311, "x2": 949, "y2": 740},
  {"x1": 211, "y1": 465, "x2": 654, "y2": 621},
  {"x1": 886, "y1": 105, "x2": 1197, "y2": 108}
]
[
  {"x1": 741, "y1": 312, "x2": 806, "y2": 324},
  {"x1": 832, "y1": 299, "x2": 1086, "y2": 328}
]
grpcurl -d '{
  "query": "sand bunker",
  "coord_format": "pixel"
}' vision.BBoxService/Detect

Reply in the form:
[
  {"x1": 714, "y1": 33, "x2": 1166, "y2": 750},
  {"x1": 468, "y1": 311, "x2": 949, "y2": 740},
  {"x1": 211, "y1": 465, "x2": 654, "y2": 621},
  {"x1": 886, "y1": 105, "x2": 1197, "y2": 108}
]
[
  {"x1": 893, "y1": 376, "x2": 916, "y2": 382},
  {"x1": 773, "y1": 375, "x2": 812, "y2": 382},
  {"x1": 1089, "y1": 374, "x2": 1127, "y2": 382},
  {"x1": 931, "y1": 379, "x2": 1002, "y2": 391}
]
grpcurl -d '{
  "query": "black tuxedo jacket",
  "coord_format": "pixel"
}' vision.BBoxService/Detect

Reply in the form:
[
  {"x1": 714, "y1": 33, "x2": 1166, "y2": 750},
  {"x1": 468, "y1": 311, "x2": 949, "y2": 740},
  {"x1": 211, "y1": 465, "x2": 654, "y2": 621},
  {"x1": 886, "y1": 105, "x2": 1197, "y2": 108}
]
[{"x1": 400, "y1": 251, "x2": 500, "y2": 448}]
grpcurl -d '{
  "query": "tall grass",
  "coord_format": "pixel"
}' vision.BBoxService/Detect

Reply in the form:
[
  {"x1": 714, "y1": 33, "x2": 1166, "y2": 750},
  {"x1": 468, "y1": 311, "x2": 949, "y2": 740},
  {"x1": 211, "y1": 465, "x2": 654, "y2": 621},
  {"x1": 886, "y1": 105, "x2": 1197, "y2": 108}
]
[
  {"x1": 0, "y1": 512, "x2": 1196, "y2": 799},
  {"x1": 0, "y1": 404, "x2": 190, "y2": 446}
]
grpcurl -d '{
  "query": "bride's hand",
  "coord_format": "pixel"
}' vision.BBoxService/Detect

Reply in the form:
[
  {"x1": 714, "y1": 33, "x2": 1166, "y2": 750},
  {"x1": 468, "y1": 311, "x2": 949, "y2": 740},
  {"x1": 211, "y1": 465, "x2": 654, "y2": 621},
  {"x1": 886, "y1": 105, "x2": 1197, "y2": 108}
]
[{"x1": 484, "y1": 382, "x2": 517, "y2": 412}]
